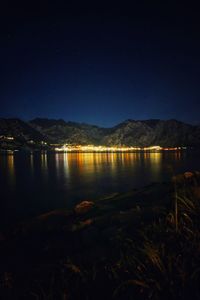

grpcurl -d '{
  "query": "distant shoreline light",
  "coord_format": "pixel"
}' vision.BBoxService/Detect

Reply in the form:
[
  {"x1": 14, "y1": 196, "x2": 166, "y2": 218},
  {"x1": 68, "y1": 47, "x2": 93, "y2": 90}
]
[{"x1": 54, "y1": 145, "x2": 186, "y2": 152}]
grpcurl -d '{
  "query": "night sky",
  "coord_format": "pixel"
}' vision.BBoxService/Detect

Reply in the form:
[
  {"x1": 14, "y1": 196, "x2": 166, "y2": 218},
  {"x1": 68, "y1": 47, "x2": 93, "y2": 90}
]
[{"x1": 1, "y1": 2, "x2": 200, "y2": 127}]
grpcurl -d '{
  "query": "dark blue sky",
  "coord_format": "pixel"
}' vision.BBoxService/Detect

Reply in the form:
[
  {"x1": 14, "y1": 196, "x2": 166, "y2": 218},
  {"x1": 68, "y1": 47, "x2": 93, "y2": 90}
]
[{"x1": 1, "y1": 2, "x2": 200, "y2": 127}]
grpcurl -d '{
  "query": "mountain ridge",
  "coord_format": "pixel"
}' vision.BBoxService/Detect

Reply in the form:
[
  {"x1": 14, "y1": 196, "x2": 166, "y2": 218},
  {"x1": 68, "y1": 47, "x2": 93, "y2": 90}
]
[{"x1": 0, "y1": 117, "x2": 200, "y2": 149}]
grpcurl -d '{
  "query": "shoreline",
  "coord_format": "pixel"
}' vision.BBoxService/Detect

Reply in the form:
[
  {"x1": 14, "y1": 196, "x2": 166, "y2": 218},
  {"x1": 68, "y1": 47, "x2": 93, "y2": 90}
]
[{"x1": 0, "y1": 148, "x2": 190, "y2": 154}]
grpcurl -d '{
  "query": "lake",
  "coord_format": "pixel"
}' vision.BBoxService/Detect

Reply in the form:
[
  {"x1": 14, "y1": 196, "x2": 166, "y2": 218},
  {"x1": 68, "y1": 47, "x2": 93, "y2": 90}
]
[{"x1": 0, "y1": 151, "x2": 200, "y2": 227}]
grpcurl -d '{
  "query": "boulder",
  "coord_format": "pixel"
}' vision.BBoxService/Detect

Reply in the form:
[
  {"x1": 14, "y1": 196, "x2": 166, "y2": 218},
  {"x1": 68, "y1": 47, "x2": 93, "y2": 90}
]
[
  {"x1": 74, "y1": 201, "x2": 95, "y2": 215},
  {"x1": 71, "y1": 219, "x2": 93, "y2": 232},
  {"x1": 184, "y1": 172, "x2": 194, "y2": 179}
]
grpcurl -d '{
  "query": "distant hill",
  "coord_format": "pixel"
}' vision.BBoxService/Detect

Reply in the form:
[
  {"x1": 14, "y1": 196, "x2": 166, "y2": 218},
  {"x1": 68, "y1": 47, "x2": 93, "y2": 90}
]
[
  {"x1": 29, "y1": 118, "x2": 108, "y2": 144},
  {"x1": 101, "y1": 119, "x2": 200, "y2": 147},
  {"x1": 0, "y1": 118, "x2": 45, "y2": 150},
  {"x1": 1, "y1": 117, "x2": 200, "y2": 149}
]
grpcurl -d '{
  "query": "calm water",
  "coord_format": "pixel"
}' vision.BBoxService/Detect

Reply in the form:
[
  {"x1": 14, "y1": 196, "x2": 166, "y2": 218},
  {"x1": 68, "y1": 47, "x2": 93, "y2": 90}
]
[{"x1": 0, "y1": 151, "x2": 200, "y2": 227}]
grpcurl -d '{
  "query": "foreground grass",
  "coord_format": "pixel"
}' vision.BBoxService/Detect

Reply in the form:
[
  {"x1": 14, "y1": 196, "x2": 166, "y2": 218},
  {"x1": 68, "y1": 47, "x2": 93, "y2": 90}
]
[{"x1": 0, "y1": 172, "x2": 200, "y2": 299}]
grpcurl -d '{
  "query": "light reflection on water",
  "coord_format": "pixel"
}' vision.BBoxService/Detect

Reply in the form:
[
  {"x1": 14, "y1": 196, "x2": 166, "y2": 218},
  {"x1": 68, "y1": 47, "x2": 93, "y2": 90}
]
[
  {"x1": 0, "y1": 151, "x2": 199, "y2": 226},
  {"x1": 7, "y1": 154, "x2": 15, "y2": 188},
  {"x1": 64, "y1": 151, "x2": 162, "y2": 174}
]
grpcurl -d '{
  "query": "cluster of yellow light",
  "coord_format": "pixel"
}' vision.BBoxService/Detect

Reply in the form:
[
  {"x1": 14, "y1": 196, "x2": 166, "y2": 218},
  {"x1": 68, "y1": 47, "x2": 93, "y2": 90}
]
[
  {"x1": 0, "y1": 135, "x2": 14, "y2": 140},
  {"x1": 55, "y1": 144, "x2": 184, "y2": 152}
]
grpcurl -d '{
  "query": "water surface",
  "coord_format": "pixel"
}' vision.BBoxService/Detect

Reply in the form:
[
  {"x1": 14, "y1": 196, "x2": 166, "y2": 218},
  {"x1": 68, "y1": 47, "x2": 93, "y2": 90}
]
[{"x1": 0, "y1": 151, "x2": 199, "y2": 227}]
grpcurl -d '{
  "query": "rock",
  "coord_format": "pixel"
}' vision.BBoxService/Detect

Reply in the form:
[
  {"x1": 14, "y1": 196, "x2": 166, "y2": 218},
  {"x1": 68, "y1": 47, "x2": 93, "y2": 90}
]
[
  {"x1": 184, "y1": 172, "x2": 194, "y2": 179},
  {"x1": 71, "y1": 219, "x2": 93, "y2": 232},
  {"x1": 99, "y1": 193, "x2": 119, "y2": 201},
  {"x1": 64, "y1": 263, "x2": 82, "y2": 274},
  {"x1": 74, "y1": 201, "x2": 95, "y2": 215}
]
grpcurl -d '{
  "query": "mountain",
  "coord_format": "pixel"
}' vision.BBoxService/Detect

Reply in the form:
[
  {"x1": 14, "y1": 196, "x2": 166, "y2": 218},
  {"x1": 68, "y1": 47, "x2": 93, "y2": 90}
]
[
  {"x1": 30, "y1": 118, "x2": 200, "y2": 147},
  {"x1": 102, "y1": 119, "x2": 200, "y2": 147},
  {"x1": 29, "y1": 118, "x2": 108, "y2": 145},
  {"x1": 0, "y1": 118, "x2": 45, "y2": 141},
  {"x1": 0, "y1": 118, "x2": 45, "y2": 150},
  {"x1": 1, "y1": 118, "x2": 200, "y2": 149}
]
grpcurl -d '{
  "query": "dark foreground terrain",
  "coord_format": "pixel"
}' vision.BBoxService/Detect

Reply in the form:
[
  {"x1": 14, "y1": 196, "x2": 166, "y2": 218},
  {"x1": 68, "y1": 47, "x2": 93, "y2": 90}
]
[{"x1": 0, "y1": 172, "x2": 200, "y2": 299}]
